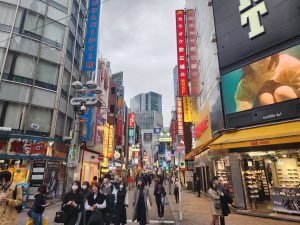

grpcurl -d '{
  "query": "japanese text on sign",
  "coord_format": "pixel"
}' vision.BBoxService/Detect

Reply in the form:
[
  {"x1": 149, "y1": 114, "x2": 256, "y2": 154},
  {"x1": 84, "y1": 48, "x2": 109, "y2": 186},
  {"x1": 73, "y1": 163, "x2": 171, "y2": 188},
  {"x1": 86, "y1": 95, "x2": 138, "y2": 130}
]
[{"x1": 176, "y1": 97, "x2": 184, "y2": 136}]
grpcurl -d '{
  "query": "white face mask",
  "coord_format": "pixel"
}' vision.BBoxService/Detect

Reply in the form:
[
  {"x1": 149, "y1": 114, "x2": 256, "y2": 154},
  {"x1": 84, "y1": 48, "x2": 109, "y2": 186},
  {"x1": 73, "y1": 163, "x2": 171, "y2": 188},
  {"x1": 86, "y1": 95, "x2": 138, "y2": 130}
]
[
  {"x1": 72, "y1": 185, "x2": 78, "y2": 191},
  {"x1": 119, "y1": 185, "x2": 124, "y2": 189},
  {"x1": 82, "y1": 185, "x2": 87, "y2": 190},
  {"x1": 103, "y1": 178, "x2": 108, "y2": 183}
]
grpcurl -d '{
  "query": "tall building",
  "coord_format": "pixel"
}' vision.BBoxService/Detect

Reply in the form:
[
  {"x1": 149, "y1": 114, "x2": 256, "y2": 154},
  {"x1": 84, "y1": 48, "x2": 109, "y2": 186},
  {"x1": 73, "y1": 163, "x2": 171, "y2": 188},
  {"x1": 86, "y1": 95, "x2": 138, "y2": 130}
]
[
  {"x1": 134, "y1": 110, "x2": 163, "y2": 130},
  {"x1": 173, "y1": 66, "x2": 178, "y2": 104},
  {"x1": 111, "y1": 71, "x2": 124, "y2": 97},
  {"x1": 130, "y1": 91, "x2": 162, "y2": 114},
  {"x1": 0, "y1": 0, "x2": 88, "y2": 138}
]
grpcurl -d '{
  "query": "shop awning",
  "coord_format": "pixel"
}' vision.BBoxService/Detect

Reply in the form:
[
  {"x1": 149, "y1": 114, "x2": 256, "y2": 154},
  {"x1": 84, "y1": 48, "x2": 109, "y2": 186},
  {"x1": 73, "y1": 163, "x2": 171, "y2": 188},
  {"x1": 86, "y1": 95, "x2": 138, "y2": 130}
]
[
  {"x1": 184, "y1": 134, "x2": 221, "y2": 160},
  {"x1": 210, "y1": 120, "x2": 300, "y2": 150}
]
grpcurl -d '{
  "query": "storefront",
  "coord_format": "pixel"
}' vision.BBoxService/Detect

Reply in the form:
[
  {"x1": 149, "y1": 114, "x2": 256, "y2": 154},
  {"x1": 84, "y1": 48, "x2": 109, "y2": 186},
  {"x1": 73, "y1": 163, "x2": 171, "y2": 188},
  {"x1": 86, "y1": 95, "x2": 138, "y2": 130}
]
[
  {"x1": 0, "y1": 135, "x2": 68, "y2": 208},
  {"x1": 81, "y1": 150, "x2": 100, "y2": 183},
  {"x1": 210, "y1": 120, "x2": 300, "y2": 215}
]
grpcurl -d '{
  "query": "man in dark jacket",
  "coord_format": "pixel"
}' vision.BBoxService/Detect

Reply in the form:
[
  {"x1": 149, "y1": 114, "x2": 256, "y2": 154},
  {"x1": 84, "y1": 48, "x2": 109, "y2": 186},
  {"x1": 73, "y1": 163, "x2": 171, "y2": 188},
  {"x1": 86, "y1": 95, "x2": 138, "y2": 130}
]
[{"x1": 195, "y1": 176, "x2": 201, "y2": 197}]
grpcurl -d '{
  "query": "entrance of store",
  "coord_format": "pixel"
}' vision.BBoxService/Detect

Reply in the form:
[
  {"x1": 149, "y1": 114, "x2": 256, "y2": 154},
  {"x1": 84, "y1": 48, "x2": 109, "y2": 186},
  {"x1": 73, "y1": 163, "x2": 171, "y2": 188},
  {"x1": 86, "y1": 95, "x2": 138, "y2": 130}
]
[{"x1": 240, "y1": 149, "x2": 300, "y2": 214}]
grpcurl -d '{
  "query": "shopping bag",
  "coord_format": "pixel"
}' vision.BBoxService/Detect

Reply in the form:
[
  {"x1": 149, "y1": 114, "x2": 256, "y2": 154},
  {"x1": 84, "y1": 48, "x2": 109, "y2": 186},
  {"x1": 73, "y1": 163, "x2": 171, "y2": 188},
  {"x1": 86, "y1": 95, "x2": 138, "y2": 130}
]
[
  {"x1": 26, "y1": 218, "x2": 33, "y2": 225},
  {"x1": 54, "y1": 210, "x2": 66, "y2": 223},
  {"x1": 42, "y1": 217, "x2": 49, "y2": 225}
]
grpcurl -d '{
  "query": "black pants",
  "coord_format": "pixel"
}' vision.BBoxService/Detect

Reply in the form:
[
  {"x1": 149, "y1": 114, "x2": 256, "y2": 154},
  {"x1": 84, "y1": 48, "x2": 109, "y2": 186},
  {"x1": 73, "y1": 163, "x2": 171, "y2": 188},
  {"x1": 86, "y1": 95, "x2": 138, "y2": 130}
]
[
  {"x1": 64, "y1": 214, "x2": 78, "y2": 225},
  {"x1": 156, "y1": 199, "x2": 164, "y2": 218},
  {"x1": 174, "y1": 192, "x2": 179, "y2": 203},
  {"x1": 197, "y1": 188, "x2": 201, "y2": 197},
  {"x1": 220, "y1": 215, "x2": 225, "y2": 225}
]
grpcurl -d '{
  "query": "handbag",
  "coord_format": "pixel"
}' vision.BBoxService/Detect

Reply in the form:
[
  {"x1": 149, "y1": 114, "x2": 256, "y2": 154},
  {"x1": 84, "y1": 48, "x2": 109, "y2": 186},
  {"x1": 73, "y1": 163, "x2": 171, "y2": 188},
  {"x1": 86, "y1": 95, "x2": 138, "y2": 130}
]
[
  {"x1": 214, "y1": 199, "x2": 222, "y2": 209},
  {"x1": 161, "y1": 196, "x2": 168, "y2": 205},
  {"x1": 54, "y1": 210, "x2": 66, "y2": 223}
]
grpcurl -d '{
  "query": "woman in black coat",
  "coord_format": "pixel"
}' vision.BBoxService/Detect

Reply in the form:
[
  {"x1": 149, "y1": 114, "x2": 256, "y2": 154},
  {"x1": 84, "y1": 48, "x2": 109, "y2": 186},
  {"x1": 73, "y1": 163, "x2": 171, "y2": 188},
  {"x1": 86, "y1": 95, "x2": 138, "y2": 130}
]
[
  {"x1": 114, "y1": 182, "x2": 128, "y2": 225},
  {"x1": 85, "y1": 181, "x2": 106, "y2": 225},
  {"x1": 219, "y1": 184, "x2": 233, "y2": 225},
  {"x1": 154, "y1": 183, "x2": 166, "y2": 221},
  {"x1": 62, "y1": 180, "x2": 84, "y2": 225}
]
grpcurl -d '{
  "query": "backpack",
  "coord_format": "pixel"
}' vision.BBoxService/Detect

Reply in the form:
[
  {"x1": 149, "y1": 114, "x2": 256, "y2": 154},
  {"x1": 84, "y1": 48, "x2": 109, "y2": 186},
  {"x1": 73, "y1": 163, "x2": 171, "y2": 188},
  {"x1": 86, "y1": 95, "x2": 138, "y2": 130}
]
[{"x1": 13, "y1": 185, "x2": 23, "y2": 213}]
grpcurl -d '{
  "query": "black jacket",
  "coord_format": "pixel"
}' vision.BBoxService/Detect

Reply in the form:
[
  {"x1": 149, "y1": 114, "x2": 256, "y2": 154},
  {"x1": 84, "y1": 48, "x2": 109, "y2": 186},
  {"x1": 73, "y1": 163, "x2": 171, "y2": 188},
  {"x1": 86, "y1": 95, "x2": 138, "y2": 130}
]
[
  {"x1": 220, "y1": 190, "x2": 232, "y2": 216},
  {"x1": 32, "y1": 193, "x2": 47, "y2": 214},
  {"x1": 154, "y1": 186, "x2": 166, "y2": 201},
  {"x1": 62, "y1": 192, "x2": 84, "y2": 216}
]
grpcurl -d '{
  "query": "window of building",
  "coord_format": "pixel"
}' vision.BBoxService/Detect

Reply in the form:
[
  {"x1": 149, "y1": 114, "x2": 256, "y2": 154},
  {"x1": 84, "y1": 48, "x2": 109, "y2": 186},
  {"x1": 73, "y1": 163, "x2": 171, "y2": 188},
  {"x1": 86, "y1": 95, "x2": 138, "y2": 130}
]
[
  {"x1": 0, "y1": 2, "x2": 16, "y2": 30},
  {"x1": 0, "y1": 48, "x2": 6, "y2": 69},
  {"x1": 67, "y1": 32, "x2": 75, "y2": 58},
  {"x1": 43, "y1": 19, "x2": 65, "y2": 48},
  {"x1": 14, "y1": 54, "x2": 36, "y2": 80},
  {"x1": 71, "y1": 0, "x2": 79, "y2": 24},
  {"x1": 36, "y1": 60, "x2": 59, "y2": 89},
  {"x1": 49, "y1": 0, "x2": 69, "y2": 11},
  {"x1": 55, "y1": 112, "x2": 65, "y2": 136},
  {"x1": 23, "y1": 11, "x2": 44, "y2": 39},
  {"x1": 78, "y1": 11, "x2": 84, "y2": 34},
  {"x1": 62, "y1": 70, "x2": 71, "y2": 97},
  {"x1": 27, "y1": 106, "x2": 52, "y2": 133},
  {"x1": 4, "y1": 103, "x2": 24, "y2": 129},
  {"x1": 74, "y1": 42, "x2": 81, "y2": 67}
]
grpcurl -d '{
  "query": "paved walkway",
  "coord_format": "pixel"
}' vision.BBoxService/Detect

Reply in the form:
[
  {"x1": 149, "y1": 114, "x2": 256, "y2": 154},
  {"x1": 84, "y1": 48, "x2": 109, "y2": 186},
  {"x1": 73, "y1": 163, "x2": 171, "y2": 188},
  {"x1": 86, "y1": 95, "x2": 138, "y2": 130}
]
[{"x1": 168, "y1": 188, "x2": 299, "y2": 225}]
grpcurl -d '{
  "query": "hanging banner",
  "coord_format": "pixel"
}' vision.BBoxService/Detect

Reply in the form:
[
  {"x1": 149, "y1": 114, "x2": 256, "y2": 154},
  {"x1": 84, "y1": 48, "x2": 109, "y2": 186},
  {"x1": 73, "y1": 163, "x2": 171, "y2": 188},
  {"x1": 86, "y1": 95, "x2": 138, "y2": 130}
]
[
  {"x1": 176, "y1": 97, "x2": 184, "y2": 136},
  {"x1": 116, "y1": 116, "x2": 123, "y2": 145},
  {"x1": 82, "y1": 0, "x2": 101, "y2": 71},
  {"x1": 176, "y1": 10, "x2": 188, "y2": 96},
  {"x1": 183, "y1": 96, "x2": 192, "y2": 122}
]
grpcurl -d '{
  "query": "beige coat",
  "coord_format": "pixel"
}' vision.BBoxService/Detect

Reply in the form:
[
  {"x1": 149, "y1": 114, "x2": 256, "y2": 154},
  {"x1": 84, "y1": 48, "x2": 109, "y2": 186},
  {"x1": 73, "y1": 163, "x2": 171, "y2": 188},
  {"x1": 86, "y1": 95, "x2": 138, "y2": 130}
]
[
  {"x1": 132, "y1": 187, "x2": 153, "y2": 224},
  {"x1": 208, "y1": 188, "x2": 222, "y2": 216},
  {"x1": 0, "y1": 183, "x2": 23, "y2": 225}
]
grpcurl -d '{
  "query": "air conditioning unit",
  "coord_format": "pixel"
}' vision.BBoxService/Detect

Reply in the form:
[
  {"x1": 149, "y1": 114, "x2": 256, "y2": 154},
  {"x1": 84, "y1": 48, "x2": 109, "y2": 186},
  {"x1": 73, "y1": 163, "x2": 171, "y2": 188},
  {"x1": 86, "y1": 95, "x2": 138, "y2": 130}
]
[{"x1": 208, "y1": 0, "x2": 212, "y2": 6}]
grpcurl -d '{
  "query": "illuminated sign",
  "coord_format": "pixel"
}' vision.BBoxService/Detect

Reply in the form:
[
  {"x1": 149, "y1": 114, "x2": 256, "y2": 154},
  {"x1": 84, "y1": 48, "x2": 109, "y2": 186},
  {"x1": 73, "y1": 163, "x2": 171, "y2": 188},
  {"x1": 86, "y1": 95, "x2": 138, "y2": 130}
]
[
  {"x1": 82, "y1": 0, "x2": 101, "y2": 71},
  {"x1": 116, "y1": 116, "x2": 123, "y2": 145},
  {"x1": 195, "y1": 116, "x2": 208, "y2": 139},
  {"x1": 239, "y1": 0, "x2": 268, "y2": 39},
  {"x1": 129, "y1": 113, "x2": 135, "y2": 128},
  {"x1": 128, "y1": 128, "x2": 134, "y2": 144},
  {"x1": 159, "y1": 137, "x2": 172, "y2": 143},
  {"x1": 176, "y1": 10, "x2": 188, "y2": 96},
  {"x1": 183, "y1": 97, "x2": 192, "y2": 122},
  {"x1": 176, "y1": 97, "x2": 184, "y2": 136}
]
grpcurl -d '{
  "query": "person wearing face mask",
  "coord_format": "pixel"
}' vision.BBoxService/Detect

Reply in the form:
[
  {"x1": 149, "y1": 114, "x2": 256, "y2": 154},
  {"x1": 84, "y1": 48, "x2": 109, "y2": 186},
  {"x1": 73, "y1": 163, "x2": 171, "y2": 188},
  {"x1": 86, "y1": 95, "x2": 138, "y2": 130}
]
[
  {"x1": 208, "y1": 177, "x2": 222, "y2": 225},
  {"x1": 114, "y1": 183, "x2": 128, "y2": 225},
  {"x1": 85, "y1": 182, "x2": 106, "y2": 225},
  {"x1": 80, "y1": 182, "x2": 91, "y2": 225},
  {"x1": 62, "y1": 180, "x2": 84, "y2": 225},
  {"x1": 101, "y1": 174, "x2": 117, "y2": 225}
]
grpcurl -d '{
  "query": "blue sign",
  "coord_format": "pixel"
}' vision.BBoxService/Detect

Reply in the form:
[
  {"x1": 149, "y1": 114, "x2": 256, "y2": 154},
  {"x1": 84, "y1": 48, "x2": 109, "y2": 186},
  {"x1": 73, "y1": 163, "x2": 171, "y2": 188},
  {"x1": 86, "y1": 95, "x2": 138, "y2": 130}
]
[
  {"x1": 81, "y1": 92, "x2": 94, "y2": 141},
  {"x1": 153, "y1": 128, "x2": 162, "y2": 134},
  {"x1": 82, "y1": 0, "x2": 101, "y2": 71}
]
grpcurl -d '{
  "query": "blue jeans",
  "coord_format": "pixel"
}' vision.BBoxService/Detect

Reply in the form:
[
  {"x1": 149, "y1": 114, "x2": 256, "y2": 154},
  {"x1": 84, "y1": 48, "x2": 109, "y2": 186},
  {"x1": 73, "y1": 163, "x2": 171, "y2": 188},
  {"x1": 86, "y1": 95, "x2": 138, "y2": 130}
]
[{"x1": 31, "y1": 210, "x2": 43, "y2": 225}]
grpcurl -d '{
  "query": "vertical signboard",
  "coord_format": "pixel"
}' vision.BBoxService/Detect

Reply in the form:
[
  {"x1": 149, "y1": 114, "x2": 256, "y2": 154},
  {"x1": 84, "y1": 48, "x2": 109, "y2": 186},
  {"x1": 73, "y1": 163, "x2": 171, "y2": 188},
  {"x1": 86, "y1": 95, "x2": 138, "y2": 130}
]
[
  {"x1": 176, "y1": 97, "x2": 184, "y2": 136},
  {"x1": 176, "y1": 10, "x2": 188, "y2": 96},
  {"x1": 129, "y1": 113, "x2": 135, "y2": 128},
  {"x1": 187, "y1": 9, "x2": 200, "y2": 96},
  {"x1": 183, "y1": 96, "x2": 192, "y2": 122},
  {"x1": 82, "y1": 0, "x2": 101, "y2": 71},
  {"x1": 116, "y1": 116, "x2": 123, "y2": 145},
  {"x1": 108, "y1": 125, "x2": 114, "y2": 156}
]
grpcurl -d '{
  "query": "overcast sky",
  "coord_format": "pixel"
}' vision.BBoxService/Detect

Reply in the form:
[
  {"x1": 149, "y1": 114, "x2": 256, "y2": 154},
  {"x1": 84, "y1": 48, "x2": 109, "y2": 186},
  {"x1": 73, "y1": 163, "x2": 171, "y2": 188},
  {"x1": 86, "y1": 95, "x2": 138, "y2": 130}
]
[{"x1": 99, "y1": 0, "x2": 185, "y2": 127}]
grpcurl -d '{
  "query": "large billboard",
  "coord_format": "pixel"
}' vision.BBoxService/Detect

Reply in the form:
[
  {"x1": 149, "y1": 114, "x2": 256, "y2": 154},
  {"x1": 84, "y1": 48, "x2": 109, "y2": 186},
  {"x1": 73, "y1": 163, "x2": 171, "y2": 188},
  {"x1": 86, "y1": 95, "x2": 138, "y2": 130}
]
[
  {"x1": 176, "y1": 10, "x2": 189, "y2": 96},
  {"x1": 213, "y1": 0, "x2": 300, "y2": 72},
  {"x1": 222, "y1": 44, "x2": 300, "y2": 128}
]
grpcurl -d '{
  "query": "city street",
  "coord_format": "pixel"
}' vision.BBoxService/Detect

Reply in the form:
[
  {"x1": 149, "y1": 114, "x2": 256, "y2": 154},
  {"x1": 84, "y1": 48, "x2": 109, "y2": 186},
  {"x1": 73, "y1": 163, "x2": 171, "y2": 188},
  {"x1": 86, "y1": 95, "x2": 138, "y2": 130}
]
[{"x1": 16, "y1": 183, "x2": 299, "y2": 225}]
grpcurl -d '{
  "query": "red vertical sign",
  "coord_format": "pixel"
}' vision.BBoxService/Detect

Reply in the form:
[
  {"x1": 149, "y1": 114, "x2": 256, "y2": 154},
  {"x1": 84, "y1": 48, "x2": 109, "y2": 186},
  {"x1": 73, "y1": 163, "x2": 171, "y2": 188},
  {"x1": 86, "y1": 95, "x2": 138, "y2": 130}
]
[
  {"x1": 116, "y1": 116, "x2": 123, "y2": 145},
  {"x1": 176, "y1": 10, "x2": 188, "y2": 97},
  {"x1": 129, "y1": 113, "x2": 135, "y2": 128}
]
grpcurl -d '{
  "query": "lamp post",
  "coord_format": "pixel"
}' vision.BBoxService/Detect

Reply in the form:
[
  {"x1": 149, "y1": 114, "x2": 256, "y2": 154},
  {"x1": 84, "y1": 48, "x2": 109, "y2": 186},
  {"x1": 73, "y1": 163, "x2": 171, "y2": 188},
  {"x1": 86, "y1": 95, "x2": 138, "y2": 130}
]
[{"x1": 66, "y1": 80, "x2": 101, "y2": 191}]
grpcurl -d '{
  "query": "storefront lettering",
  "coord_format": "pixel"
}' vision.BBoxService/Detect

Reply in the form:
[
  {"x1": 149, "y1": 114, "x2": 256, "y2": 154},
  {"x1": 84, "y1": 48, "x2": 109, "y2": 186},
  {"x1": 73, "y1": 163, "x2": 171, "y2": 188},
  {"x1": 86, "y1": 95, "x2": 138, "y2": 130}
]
[
  {"x1": 195, "y1": 116, "x2": 208, "y2": 139},
  {"x1": 239, "y1": 0, "x2": 268, "y2": 39},
  {"x1": 251, "y1": 140, "x2": 270, "y2": 146}
]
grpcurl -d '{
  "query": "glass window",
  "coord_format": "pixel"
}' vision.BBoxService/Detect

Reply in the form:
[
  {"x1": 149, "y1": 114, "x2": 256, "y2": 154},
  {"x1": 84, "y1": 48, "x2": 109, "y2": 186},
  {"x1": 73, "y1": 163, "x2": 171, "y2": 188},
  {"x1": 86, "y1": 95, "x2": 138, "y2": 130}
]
[
  {"x1": 4, "y1": 103, "x2": 25, "y2": 129},
  {"x1": 51, "y1": 0, "x2": 69, "y2": 8},
  {"x1": 72, "y1": 0, "x2": 79, "y2": 24},
  {"x1": 37, "y1": 60, "x2": 59, "y2": 86},
  {"x1": 23, "y1": 11, "x2": 44, "y2": 39},
  {"x1": 27, "y1": 106, "x2": 52, "y2": 133},
  {"x1": 62, "y1": 70, "x2": 70, "y2": 97},
  {"x1": 67, "y1": 33, "x2": 75, "y2": 58},
  {"x1": 43, "y1": 19, "x2": 65, "y2": 47},
  {"x1": 0, "y1": 2, "x2": 16, "y2": 29},
  {"x1": 0, "y1": 48, "x2": 5, "y2": 69},
  {"x1": 74, "y1": 42, "x2": 81, "y2": 66},
  {"x1": 14, "y1": 55, "x2": 36, "y2": 79}
]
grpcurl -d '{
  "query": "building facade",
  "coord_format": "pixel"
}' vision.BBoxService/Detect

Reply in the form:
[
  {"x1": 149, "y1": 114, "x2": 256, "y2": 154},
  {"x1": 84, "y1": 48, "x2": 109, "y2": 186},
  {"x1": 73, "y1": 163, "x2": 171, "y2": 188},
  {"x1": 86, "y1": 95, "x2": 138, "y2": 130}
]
[{"x1": 130, "y1": 91, "x2": 162, "y2": 115}]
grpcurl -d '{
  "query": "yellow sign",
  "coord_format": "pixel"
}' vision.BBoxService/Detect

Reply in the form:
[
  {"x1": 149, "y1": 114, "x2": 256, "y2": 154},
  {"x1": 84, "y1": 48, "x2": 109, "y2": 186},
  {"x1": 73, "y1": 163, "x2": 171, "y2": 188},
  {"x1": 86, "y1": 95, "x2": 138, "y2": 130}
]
[
  {"x1": 183, "y1": 97, "x2": 192, "y2": 122},
  {"x1": 101, "y1": 123, "x2": 109, "y2": 167}
]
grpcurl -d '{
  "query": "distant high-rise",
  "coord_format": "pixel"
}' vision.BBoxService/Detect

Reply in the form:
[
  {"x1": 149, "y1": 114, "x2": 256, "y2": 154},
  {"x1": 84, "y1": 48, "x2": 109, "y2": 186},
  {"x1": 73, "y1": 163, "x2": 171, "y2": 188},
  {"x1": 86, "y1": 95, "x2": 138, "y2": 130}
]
[
  {"x1": 173, "y1": 66, "x2": 179, "y2": 104},
  {"x1": 111, "y1": 72, "x2": 125, "y2": 97},
  {"x1": 130, "y1": 91, "x2": 162, "y2": 114}
]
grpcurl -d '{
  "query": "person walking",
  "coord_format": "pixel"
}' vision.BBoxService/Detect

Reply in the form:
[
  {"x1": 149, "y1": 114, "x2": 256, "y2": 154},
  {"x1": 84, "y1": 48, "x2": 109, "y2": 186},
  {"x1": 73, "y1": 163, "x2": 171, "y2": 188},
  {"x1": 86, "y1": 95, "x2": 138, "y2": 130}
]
[
  {"x1": 196, "y1": 176, "x2": 201, "y2": 197},
  {"x1": 85, "y1": 182, "x2": 106, "y2": 225},
  {"x1": 173, "y1": 178, "x2": 180, "y2": 204},
  {"x1": 208, "y1": 178, "x2": 222, "y2": 225},
  {"x1": 101, "y1": 174, "x2": 117, "y2": 225},
  {"x1": 80, "y1": 181, "x2": 91, "y2": 225},
  {"x1": 114, "y1": 182, "x2": 128, "y2": 225},
  {"x1": 62, "y1": 180, "x2": 84, "y2": 225},
  {"x1": 127, "y1": 175, "x2": 133, "y2": 190},
  {"x1": 30, "y1": 183, "x2": 49, "y2": 225},
  {"x1": 154, "y1": 183, "x2": 166, "y2": 221},
  {"x1": 132, "y1": 179, "x2": 152, "y2": 225},
  {"x1": 0, "y1": 170, "x2": 23, "y2": 225},
  {"x1": 219, "y1": 183, "x2": 232, "y2": 225}
]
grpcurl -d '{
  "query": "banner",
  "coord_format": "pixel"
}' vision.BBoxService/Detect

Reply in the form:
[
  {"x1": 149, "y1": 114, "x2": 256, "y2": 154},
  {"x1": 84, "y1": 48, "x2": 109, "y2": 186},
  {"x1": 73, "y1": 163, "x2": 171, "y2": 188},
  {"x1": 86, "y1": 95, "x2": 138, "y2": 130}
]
[
  {"x1": 82, "y1": 0, "x2": 101, "y2": 71},
  {"x1": 176, "y1": 10, "x2": 188, "y2": 96},
  {"x1": 176, "y1": 97, "x2": 184, "y2": 136},
  {"x1": 183, "y1": 96, "x2": 192, "y2": 122},
  {"x1": 116, "y1": 116, "x2": 123, "y2": 145},
  {"x1": 129, "y1": 113, "x2": 135, "y2": 128}
]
